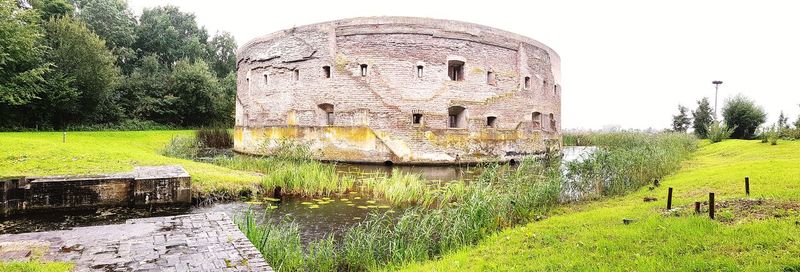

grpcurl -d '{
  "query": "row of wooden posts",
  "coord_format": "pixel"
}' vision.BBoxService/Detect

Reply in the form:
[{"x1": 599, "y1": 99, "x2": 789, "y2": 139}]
[{"x1": 665, "y1": 176, "x2": 750, "y2": 220}]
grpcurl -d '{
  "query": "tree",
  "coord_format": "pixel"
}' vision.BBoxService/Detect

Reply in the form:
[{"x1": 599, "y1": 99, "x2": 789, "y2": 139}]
[
  {"x1": 778, "y1": 111, "x2": 789, "y2": 130},
  {"x1": 117, "y1": 54, "x2": 173, "y2": 122},
  {"x1": 29, "y1": 0, "x2": 74, "y2": 19},
  {"x1": 42, "y1": 16, "x2": 121, "y2": 126},
  {"x1": 795, "y1": 105, "x2": 800, "y2": 129},
  {"x1": 671, "y1": 105, "x2": 691, "y2": 133},
  {"x1": 75, "y1": 0, "x2": 137, "y2": 73},
  {"x1": 135, "y1": 6, "x2": 209, "y2": 66},
  {"x1": 721, "y1": 94, "x2": 767, "y2": 139},
  {"x1": 207, "y1": 31, "x2": 237, "y2": 78},
  {"x1": 169, "y1": 59, "x2": 226, "y2": 126},
  {"x1": 692, "y1": 97, "x2": 714, "y2": 138},
  {"x1": 0, "y1": 0, "x2": 51, "y2": 106}
]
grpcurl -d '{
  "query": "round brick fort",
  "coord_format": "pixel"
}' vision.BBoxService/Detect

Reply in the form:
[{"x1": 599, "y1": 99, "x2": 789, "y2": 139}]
[{"x1": 235, "y1": 17, "x2": 561, "y2": 165}]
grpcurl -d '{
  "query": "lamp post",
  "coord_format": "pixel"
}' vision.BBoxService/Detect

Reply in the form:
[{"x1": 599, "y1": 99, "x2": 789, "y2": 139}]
[{"x1": 712, "y1": 80, "x2": 723, "y2": 120}]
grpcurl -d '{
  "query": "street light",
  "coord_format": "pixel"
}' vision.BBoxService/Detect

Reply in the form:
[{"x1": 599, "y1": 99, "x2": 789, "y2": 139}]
[{"x1": 712, "y1": 80, "x2": 723, "y2": 120}]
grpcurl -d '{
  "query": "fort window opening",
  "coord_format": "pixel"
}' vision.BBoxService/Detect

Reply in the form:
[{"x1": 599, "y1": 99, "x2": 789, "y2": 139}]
[
  {"x1": 294, "y1": 69, "x2": 300, "y2": 81},
  {"x1": 487, "y1": 116, "x2": 497, "y2": 128},
  {"x1": 323, "y1": 66, "x2": 331, "y2": 78},
  {"x1": 417, "y1": 65, "x2": 424, "y2": 78},
  {"x1": 487, "y1": 71, "x2": 496, "y2": 86},
  {"x1": 524, "y1": 77, "x2": 531, "y2": 89},
  {"x1": 554, "y1": 84, "x2": 559, "y2": 95},
  {"x1": 360, "y1": 64, "x2": 368, "y2": 77},
  {"x1": 318, "y1": 103, "x2": 334, "y2": 125},
  {"x1": 412, "y1": 113, "x2": 423, "y2": 124},
  {"x1": 549, "y1": 113, "x2": 556, "y2": 131},
  {"x1": 448, "y1": 106, "x2": 466, "y2": 128},
  {"x1": 448, "y1": 60, "x2": 464, "y2": 81},
  {"x1": 263, "y1": 74, "x2": 268, "y2": 85},
  {"x1": 532, "y1": 112, "x2": 542, "y2": 130}
]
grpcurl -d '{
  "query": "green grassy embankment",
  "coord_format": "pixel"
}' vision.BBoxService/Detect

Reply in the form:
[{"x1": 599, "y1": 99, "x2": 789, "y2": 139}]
[
  {"x1": 402, "y1": 140, "x2": 800, "y2": 271},
  {"x1": 0, "y1": 131, "x2": 261, "y2": 196}
]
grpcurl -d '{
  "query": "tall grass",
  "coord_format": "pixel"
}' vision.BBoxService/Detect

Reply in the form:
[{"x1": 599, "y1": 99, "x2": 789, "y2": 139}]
[
  {"x1": 236, "y1": 157, "x2": 563, "y2": 271},
  {"x1": 230, "y1": 132, "x2": 699, "y2": 272},
  {"x1": 196, "y1": 128, "x2": 233, "y2": 149},
  {"x1": 563, "y1": 132, "x2": 698, "y2": 197}
]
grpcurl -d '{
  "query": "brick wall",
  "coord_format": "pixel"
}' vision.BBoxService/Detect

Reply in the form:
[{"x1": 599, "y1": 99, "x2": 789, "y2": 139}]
[{"x1": 235, "y1": 17, "x2": 561, "y2": 164}]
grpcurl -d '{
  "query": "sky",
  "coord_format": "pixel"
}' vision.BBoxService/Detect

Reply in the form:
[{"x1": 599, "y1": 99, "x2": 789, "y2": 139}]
[{"x1": 128, "y1": 0, "x2": 800, "y2": 130}]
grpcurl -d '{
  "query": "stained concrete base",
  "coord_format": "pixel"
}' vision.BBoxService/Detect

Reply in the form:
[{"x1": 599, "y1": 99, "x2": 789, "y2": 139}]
[{"x1": 0, "y1": 212, "x2": 271, "y2": 271}]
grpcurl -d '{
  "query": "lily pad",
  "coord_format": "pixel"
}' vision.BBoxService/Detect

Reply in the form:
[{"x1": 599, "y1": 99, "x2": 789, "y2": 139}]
[
  {"x1": 378, "y1": 205, "x2": 390, "y2": 209},
  {"x1": 346, "y1": 203, "x2": 355, "y2": 206},
  {"x1": 264, "y1": 197, "x2": 280, "y2": 202},
  {"x1": 353, "y1": 217, "x2": 362, "y2": 220},
  {"x1": 340, "y1": 198, "x2": 349, "y2": 201},
  {"x1": 245, "y1": 201, "x2": 264, "y2": 205},
  {"x1": 301, "y1": 202, "x2": 313, "y2": 205},
  {"x1": 366, "y1": 200, "x2": 377, "y2": 204},
  {"x1": 267, "y1": 205, "x2": 278, "y2": 210},
  {"x1": 353, "y1": 197, "x2": 361, "y2": 200},
  {"x1": 309, "y1": 205, "x2": 320, "y2": 209},
  {"x1": 357, "y1": 206, "x2": 368, "y2": 209},
  {"x1": 367, "y1": 205, "x2": 377, "y2": 209}
]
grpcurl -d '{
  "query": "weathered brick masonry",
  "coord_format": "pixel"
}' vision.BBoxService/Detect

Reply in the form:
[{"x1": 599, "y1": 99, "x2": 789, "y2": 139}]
[{"x1": 235, "y1": 17, "x2": 561, "y2": 164}]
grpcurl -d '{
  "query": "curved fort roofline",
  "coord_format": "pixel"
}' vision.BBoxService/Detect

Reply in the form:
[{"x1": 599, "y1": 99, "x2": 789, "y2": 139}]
[
  {"x1": 237, "y1": 16, "x2": 561, "y2": 83},
  {"x1": 235, "y1": 16, "x2": 562, "y2": 165}
]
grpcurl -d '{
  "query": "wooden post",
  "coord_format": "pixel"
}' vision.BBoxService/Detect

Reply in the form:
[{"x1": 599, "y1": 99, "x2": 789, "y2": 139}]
[
  {"x1": 694, "y1": 201, "x2": 701, "y2": 214},
  {"x1": 666, "y1": 187, "x2": 673, "y2": 210},
  {"x1": 709, "y1": 193, "x2": 715, "y2": 219},
  {"x1": 745, "y1": 176, "x2": 750, "y2": 196}
]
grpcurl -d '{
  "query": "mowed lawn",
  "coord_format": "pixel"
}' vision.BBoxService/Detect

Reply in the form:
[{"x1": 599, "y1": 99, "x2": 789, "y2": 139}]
[
  {"x1": 402, "y1": 140, "x2": 800, "y2": 271},
  {"x1": 0, "y1": 131, "x2": 261, "y2": 196}
]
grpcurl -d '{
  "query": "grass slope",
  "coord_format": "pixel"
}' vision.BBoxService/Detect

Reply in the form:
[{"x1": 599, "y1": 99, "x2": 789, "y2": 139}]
[
  {"x1": 401, "y1": 140, "x2": 800, "y2": 271},
  {"x1": 0, "y1": 131, "x2": 261, "y2": 196}
]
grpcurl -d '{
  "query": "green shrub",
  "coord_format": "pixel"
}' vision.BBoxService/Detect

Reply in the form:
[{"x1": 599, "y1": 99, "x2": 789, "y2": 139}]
[
  {"x1": 708, "y1": 121, "x2": 734, "y2": 143},
  {"x1": 161, "y1": 135, "x2": 200, "y2": 159}
]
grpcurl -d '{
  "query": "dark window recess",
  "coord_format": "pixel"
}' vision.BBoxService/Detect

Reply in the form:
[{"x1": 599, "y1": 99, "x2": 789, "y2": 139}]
[
  {"x1": 294, "y1": 70, "x2": 299, "y2": 81},
  {"x1": 323, "y1": 66, "x2": 331, "y2": 78},
  {"x1": 487, "y1": 116, "x2": 497, "y2": 128},
  {"x1": 487, "y1": 71, "x2": 496, "y2": 86},
  {"x1": 318, "y1": 103, "x2": 334, "y2": 125},
  {"x1": 412, "y1": 114, "x2": 423, "y2": 124},
  {"x1": 263, "y1": 74, "x2": 268, "y2": 85},
  {"x1": 448, "y1": 106, "x2": 466, "y2": 128},
  {"x1": 417, "y1": 65, "x2": 424, "y2": 78},
  {"x1": 448, "y1": 60, "x2": 464, "y2": 81},
  {"x1": 360, "y1": 64, "x2": 368, "y2": 77},
  {"x1": 524, "y1": 77, "x2": 530, "y2": 89},
  {"x1": 532, "y1": 112, "x2": 542, "y2": 130}
]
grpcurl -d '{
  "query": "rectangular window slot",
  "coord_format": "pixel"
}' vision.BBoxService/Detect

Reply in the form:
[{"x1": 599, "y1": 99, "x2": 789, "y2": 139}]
[
  {"x1": 417, "y1": 65, "x2": 424, "y2": 78},
  {"x1": 412, "y1": 113, "x2": 423, "y2": 124},
  {"x1": 323, "y1": 66, "x2": 331, "y2": 78},
  {"x1": 487, "y1": 116, "x2": 497, "y2": 128},
  {"x1": 524, "y1": 77, "x2": 530, "y2": 90},
  {"x1": 360, "y1": 64, "x2": 368, "y2": 77}
]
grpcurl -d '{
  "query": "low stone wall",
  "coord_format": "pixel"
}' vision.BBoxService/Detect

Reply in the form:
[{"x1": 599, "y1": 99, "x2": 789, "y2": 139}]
[{"x1": 0, "y1": 166, "x2": 191, "y2": 216}]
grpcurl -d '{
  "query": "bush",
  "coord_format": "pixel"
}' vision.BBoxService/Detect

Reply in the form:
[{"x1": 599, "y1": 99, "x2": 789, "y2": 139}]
[
  {"x1": 196, "y1": 128, "x2": 233, "y2": 149},
  {"x1": 161, "y1": 136, "x2": 200, "y2": 159},
  {"x1": 721, "y1": 94, "x2": 766, "y2": 139},
  {"x1": 708, "y1": 121, "x2": 734, "y2": 143}
]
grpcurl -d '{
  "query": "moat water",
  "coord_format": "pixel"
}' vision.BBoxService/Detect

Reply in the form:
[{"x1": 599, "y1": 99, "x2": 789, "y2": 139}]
[{"x1": 0, "y1": 147, "x2": 596, "y2": 243}]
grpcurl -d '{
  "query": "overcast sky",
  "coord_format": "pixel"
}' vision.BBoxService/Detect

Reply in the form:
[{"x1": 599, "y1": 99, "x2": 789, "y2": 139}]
[{"x1": 128, "y1": 0, "x2": 800, "y2": 130}]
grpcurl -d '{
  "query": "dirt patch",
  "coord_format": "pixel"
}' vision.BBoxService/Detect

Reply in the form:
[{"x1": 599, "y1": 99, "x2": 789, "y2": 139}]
[{"x1": 664, "y1": 198, "x2": 800, "y2": 224}]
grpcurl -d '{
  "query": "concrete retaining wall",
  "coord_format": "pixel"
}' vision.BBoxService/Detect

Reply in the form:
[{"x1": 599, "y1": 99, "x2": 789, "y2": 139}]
[{"x1": 0, "y1": 166, "x2": 191, "y2": 216}]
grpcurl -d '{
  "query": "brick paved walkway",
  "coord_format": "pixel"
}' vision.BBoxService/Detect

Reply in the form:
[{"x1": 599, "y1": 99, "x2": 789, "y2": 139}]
[{"x1": 0, "y1": 212, "x2": 271, "y2": 271}]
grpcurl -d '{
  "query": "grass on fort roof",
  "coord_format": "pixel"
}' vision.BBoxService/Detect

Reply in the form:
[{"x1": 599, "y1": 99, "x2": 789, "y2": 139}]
[
  {"x1": 0, "y1": 131, "x2": 261, "y2": 196},
  {"x1": 400, "y1": 139, "x2": 800, "y2": 271}
]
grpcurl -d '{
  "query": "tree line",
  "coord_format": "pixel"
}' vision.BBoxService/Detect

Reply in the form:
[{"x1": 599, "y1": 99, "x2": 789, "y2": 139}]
[
  {"x1": 672, "y1": 94, "x2": 800, "y2": 141},
  {"x1": 0, "y1": 0, "x2": 237, "y2": 130}
]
